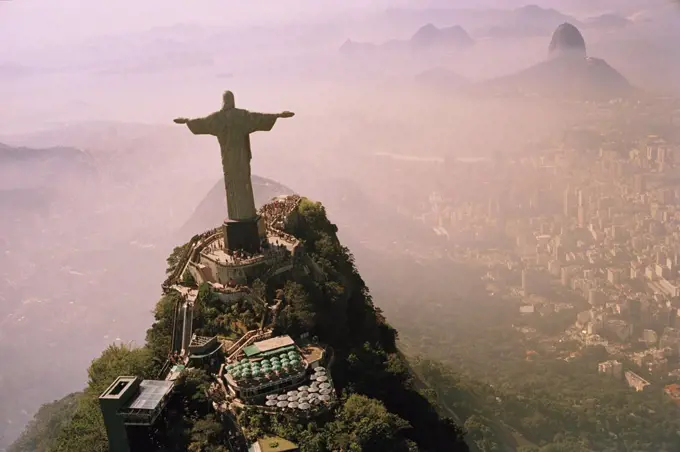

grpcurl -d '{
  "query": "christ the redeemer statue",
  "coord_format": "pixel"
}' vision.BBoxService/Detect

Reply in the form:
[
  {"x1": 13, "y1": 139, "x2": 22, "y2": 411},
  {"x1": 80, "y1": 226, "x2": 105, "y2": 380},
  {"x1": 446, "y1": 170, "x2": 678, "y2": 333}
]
[{"x1": 174, "y1": 90, "x2": 294, "y2": 222}]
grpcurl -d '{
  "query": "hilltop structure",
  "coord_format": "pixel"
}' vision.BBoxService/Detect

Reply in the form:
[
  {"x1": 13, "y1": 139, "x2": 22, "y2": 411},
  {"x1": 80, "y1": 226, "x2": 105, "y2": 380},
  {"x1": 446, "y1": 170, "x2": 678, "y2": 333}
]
[
  {"x1": 99, "y1": 94, "x2": 336, "y2": 452},
  {"x1": 173, "y1": 91, "x2": 294, "y2": 253},
  {"x1": 99, "y1": 377, "x2": 175, "y2": 452},
  {"x1": 90, "y1": 91, "x2": 468, "y2": 452}
]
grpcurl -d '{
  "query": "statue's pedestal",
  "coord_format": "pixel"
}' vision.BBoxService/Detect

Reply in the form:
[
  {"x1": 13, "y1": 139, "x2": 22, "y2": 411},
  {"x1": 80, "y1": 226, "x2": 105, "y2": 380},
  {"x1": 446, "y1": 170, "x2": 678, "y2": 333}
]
[{"x1": 223, "y1": 216, "x2": 266, "y2": 253}]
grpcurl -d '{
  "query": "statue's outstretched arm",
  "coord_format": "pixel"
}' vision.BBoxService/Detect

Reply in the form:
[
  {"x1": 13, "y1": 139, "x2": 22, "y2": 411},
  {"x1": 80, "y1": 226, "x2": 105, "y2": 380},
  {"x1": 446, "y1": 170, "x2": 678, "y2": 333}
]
[
  {"x1": 247, "y1": 111, "x2": 295, "y2": 133},
  {"x1": 174, "y1": 112, "x2": 222, "y2": 136}
]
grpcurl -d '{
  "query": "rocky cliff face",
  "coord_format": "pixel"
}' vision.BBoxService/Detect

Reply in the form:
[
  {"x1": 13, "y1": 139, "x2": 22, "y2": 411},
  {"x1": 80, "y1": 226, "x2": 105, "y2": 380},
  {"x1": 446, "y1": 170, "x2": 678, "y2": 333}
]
[{"x1": 548, "y1": 23, "x2": 587, "y2": 59}]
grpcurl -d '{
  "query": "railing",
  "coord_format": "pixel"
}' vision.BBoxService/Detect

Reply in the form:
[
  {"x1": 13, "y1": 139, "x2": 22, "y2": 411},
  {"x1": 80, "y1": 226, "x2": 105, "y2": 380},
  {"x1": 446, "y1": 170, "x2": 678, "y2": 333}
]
[
  {"x1": 227, "y1": 330, "x2": 273, "y2": 362},
  {"x1": 165, "y1": 195, "x2": 302, "y2": 292},
  {"x1": 157, "y1": 360, "x2": 172, "y2": 380},
  {"x1": 162, "y1": 227, "x2": 222, "y2": 291},
  {"x1": 155, "y1": 288, "x2": 185, "y2": 379},
  {"x1": 226, "y1": 330, "x2": 259, "y2": 357},
  {"x1": 194, "y1": 231, "x2": 222, "y2": 256},
  {"x1": 169, "y1": 292, "x2": 183, "y2": 353}
]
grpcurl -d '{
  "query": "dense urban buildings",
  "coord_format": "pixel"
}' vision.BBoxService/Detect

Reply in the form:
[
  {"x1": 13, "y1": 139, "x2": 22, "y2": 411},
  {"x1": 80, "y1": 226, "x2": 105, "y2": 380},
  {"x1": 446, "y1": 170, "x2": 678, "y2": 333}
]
[{"x1": 417, "y1": 108, "x2": 680, "y2": 402}]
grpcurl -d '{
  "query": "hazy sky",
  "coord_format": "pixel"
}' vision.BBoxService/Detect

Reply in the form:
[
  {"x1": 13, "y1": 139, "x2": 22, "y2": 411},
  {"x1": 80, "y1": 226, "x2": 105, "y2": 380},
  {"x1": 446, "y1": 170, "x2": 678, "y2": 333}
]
[
  {"x1": 0, "y1": 0, "x2": 400, "y2": 48},
  {"x1": 1, "y1": 0, "x2": 670, "y2": 51}
]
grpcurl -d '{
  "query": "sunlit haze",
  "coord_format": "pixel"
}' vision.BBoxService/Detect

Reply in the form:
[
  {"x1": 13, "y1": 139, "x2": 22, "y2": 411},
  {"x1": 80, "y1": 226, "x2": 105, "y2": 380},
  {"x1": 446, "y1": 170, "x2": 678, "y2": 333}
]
[{"x1": 3, "y1": 1, "x2": 680, "y2": 451}]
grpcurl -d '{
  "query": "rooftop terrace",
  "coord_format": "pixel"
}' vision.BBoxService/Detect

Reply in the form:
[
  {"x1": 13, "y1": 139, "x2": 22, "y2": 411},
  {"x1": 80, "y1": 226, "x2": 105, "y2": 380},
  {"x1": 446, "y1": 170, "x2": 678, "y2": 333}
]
[{"x1": 245, "y1": 336, "x2": 295, "y2": 356}]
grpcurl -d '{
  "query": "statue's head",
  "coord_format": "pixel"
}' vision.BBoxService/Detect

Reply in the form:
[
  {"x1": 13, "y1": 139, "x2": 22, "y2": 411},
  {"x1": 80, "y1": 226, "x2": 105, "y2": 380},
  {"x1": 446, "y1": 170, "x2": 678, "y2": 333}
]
[{"x1": 222, "y1": 90, "x2": 235, "y2": 110}]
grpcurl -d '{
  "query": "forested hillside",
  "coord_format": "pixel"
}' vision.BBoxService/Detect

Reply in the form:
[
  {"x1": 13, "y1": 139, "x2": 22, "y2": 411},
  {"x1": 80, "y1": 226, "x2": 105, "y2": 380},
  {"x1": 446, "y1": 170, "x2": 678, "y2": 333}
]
[{"x1": 10, "y1": 199, "x2": 469, "y2": 452}]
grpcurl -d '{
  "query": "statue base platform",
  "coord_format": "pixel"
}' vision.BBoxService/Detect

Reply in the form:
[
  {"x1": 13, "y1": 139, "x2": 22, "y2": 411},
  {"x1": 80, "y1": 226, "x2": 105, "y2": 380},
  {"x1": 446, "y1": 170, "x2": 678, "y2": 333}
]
[{"x1": 223, "y1": 216, "x2": 265, "y2": 253}]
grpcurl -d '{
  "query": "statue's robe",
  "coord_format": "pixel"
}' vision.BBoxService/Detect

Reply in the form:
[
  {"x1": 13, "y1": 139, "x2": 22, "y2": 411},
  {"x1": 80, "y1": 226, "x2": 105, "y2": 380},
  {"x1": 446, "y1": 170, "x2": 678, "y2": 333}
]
[{"x1": 186, "y1": 108, "x2": 279, "y2": 221}]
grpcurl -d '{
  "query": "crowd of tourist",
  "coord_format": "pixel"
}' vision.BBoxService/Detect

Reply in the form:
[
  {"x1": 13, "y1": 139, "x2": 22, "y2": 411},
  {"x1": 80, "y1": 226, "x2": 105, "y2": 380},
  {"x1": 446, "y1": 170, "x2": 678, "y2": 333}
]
[
  {"x1": 260, "y1": 195, "x2": 301, "y2": 231},
  {"x1": 262, "y1": 196, "x2": 302, "y2": 249},
  {"x1": 228, "y1": 248, "x2": 260, "y2": 262},
  {"x1": 191, "y1": 196, "x2": 302, "y2": 268}
]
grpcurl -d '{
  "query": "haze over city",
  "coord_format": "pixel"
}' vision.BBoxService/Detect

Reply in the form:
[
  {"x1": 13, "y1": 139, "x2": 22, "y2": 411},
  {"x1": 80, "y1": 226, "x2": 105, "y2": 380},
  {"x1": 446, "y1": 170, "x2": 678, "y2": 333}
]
[{"x1": 3, "y1": 1, "x2": 680, "y2": 451}]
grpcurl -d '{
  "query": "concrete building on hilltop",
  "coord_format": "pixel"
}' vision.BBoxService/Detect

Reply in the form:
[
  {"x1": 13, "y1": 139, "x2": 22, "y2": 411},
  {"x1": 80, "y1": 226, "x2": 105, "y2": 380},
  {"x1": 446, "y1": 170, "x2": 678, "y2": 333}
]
[{"x1": 99, "y1": 376, "x2": 175, "y2": 452}]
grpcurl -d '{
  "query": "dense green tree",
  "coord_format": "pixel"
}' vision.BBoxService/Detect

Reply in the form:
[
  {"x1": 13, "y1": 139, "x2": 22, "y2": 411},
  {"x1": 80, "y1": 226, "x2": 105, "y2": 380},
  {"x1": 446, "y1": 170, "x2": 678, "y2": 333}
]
[
  {"x1": 145, "y1": 292, "x2": 182, "y2": 372},
  {"x1": 166, "y1": 244, "x2": 189, "y2": 274},
  {"x1": 188, "y1": 415, "x2": 223, "y2": 452},
  {"x1": 52, "y1": 344, "x2": 153, "y2": 452},
  {"x1": 7, "y1": 393, "x2": 81, "y2": 452},
  {"x1": 325, "y1": 394, "x2": 411, "y2": 452},
  {"x1": 274, "y1": 281, "x2": 316, "y2": 337}
]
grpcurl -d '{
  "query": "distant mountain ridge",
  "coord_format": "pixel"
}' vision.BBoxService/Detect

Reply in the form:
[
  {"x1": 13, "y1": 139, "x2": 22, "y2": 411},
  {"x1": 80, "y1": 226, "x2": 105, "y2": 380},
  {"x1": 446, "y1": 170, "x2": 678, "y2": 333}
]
[
  {"x1": 0, "y1": 141, "x2": 90, "y2": 163},
  {"x1": 0, "y1": 142, "x2": 96, "y2": 191},
  {"x1": 340, "y1": 23, "x2": 473, "y2": 56},
  {"x1": 583, "y1": 13, "x2": 631, "y2": 29},
  {"x1": 485, "y1": 4, "x2": 581, "y2": 38},
  {"x1": 410, "y1": 24, "x2": 474, "y2": 48}
]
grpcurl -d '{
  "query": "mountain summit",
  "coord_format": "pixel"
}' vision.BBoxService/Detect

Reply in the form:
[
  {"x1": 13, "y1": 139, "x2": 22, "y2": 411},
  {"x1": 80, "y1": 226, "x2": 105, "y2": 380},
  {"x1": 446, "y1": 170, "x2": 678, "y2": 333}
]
[
  {"x1": 410, "y1": 24, "x2": 473, "y2": 49},
  {"x1": 340, "y1": 23, "x2": 473, "y2": 56},
  {"x1": 548, "y1": 23, "x2": 587, "y2": 59},
  {"x1": 480, "y1": 22, "x2": 631, "y2": 100}
]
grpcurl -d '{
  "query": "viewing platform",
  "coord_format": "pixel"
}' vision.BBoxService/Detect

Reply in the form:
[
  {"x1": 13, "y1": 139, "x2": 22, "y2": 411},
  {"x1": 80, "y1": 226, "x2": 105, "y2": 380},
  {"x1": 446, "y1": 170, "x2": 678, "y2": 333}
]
[{"x1": 182, "y1": 195, "x2": 303, "y2": 286}]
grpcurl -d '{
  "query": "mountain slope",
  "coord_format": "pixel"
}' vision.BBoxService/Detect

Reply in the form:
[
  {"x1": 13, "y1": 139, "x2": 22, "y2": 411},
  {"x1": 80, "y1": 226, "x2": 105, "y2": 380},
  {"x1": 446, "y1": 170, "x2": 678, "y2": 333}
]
[
  {"x1": 0, "y1": 142, "x2": 95, "y2": 191},
  {"x1": 479, "y1": 23, "x2": 632, "y2": 100},
  {"x1": 0, "y1": 142, "x2": 101, "y2": 450},
  {"x1": 10, "y1": 198, "x2": 470, "y2": 451},
  {"x1": 489, "y1": 56, "x2": 631, "y2": 100}
]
